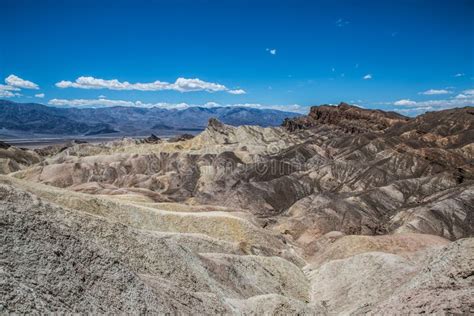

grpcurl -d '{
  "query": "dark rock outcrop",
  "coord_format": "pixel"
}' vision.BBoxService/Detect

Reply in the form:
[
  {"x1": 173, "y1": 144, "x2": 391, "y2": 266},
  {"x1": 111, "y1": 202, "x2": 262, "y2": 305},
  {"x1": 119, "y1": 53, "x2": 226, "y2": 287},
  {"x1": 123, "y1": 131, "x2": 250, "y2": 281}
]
[
  {"x1": 284, "y1": 102, "x2": 409, "y2": 133},
  {"x1": 0, "y1": 141, "x2": 11, "y2": 149},
  {"x1": 34, "y1": 140, "x2": 88, "y2": 156},
  {"x1": 168, "y1": 134, "x2": 195, "y2": 143},
  {"x1": 142, "y1": 134, "x2": 161, "y2": 144}
]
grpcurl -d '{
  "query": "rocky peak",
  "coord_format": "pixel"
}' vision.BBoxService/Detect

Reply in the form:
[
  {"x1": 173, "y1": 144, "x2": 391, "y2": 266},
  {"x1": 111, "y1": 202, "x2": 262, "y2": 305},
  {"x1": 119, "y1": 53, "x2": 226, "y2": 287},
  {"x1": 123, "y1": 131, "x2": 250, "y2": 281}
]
[
  {"x1": 336, "y1": 102, "x2": 352, "y2": 110},
  {"x1": 284, "y1": 102, "x2": 409, "y2": 133},
  {"x1": 207, "y1": 118, "x2": 232, "y2": 136},
  {"x1": 208, "y1": 118, "x2": 225, "y2": 130},
  {"x1": 143, "y1": 134, "x2": 161, "y2": 144},
  {"x1": 0, "y1": 141, "x2": 11, "y2": 149}
]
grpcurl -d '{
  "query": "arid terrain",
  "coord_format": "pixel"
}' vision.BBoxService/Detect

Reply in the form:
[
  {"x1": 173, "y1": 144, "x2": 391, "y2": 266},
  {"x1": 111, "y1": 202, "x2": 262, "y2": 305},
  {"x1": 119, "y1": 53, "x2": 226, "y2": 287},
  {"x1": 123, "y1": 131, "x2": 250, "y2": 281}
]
[{"x1": 1, "y1": 103, "x2": 473, "y2": 314}]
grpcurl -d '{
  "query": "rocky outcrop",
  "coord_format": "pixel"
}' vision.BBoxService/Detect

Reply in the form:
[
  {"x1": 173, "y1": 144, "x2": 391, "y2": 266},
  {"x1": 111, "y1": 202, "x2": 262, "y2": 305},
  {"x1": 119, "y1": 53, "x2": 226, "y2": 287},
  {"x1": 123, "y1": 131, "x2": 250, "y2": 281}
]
[
  {"x1": 34, "y1": 139, "x2": 88, "y2": 156},
  {"x1": 142, "y1": 134, "x2": 161, "y2": 144},
  {"x1": 0, "y1": 141, "x2": 11, "y2": 149},
  {"x1": 168, "y1": 133, "x2": 194, "y2": 142},
  {"x1": 0, "y1": 143, "x2": 41, "y2": 174},
  {"x1": 283, "y1": 102, "x2": 408, "y2": 133}
]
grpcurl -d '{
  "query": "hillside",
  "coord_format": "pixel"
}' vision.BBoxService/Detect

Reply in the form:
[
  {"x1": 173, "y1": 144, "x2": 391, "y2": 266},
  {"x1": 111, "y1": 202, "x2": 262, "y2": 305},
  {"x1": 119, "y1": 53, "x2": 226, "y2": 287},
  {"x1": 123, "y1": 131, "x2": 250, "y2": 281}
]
[{"x1": 1, "y1": 103, "x2": 473, "y2": 314}]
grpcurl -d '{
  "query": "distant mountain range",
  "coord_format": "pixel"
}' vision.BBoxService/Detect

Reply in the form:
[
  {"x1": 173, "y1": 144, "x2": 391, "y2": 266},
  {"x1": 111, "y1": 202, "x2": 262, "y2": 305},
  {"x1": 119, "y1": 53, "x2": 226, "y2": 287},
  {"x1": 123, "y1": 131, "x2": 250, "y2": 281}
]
[{"x1": 0, "y1": 100, "x2": 299, "y2": 137}]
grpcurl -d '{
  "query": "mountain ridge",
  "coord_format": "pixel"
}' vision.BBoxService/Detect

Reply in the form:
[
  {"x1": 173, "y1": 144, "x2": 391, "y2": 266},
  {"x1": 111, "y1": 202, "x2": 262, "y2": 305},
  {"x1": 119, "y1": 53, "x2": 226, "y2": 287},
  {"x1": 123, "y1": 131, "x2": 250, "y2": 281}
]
[{"x1": 0, "y1": 100, "x2": 299, "y2": 137}]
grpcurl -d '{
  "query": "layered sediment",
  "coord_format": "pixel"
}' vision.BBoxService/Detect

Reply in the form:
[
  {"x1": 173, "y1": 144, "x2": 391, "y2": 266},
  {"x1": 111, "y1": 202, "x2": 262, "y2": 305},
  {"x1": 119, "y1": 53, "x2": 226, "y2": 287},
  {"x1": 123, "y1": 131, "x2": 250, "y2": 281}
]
[{"x1": 1, "y1": 103, "x2": 473, "y2": 313}]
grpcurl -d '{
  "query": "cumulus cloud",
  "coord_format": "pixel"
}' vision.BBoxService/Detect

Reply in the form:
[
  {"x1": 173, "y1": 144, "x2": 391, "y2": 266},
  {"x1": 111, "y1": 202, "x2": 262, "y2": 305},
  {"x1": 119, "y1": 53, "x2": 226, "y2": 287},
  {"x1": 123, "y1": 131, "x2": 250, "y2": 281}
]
[
  {"x1": 266, "y1": 48, "x2": 277, "y2": 55},
  {"x1": 363, "y1": 74, "x2": 372, "y2": 80},
  {"x1": 228, "y1": 89, "x2": 246, "y2": 95},
  {"x1": 0, "y1": 75, "x2": 38, "y2": 97},
  {"x1": 394, "y1": 99, "x2": 417, "y2": 106},
  {"x1": 0, "y1": 90, "x2": 17, "y2": 98},
  {"x1": 49, "y1": 98, "x2": 150, "y2": 108},
  {"x1": 0, "y1": 84, "x2": 22, "y2": 97},
  {"x1": 454, "y1": 73, "x2": 465, "y2": 77},
  {"x1": 35, "y1": 93, "x2": 45, "y2": 98},
  {"x1": 47, "y1": 98, "x2": 305, "y2": 113},
  {"x1": 55, "y1": 76, "x2": 244, "y2": 94},
  {"x1": 0, "y1": 82, "x2": 20, "y2": 98},
  {"x1": 394, "y1": 98, "x2": 473, "y2": 108},
  {"x1": 223, "y1": 103, "x2": 305, "y2": 113},
  {"x1": 454, "y1": 89, "x2": 474, "y2": 99},
  {"x1": 393, "y1": 107, "x2": 436, "y2": 115},
  {"x1": 5, "y1": 74, "x2": 39, "y2": 89},
  {"x1": 172, "y1": 78, "x2": 227, "y2": 92},
  {"x1": 0, "y1": 84, "x2": 20, "y2": 92},
  {"x1": 393, "y1": 91, "x2": 474, "y2": 116},
  {"x1": 419, "y1": 89, "x2": 451, "y2": 95}
]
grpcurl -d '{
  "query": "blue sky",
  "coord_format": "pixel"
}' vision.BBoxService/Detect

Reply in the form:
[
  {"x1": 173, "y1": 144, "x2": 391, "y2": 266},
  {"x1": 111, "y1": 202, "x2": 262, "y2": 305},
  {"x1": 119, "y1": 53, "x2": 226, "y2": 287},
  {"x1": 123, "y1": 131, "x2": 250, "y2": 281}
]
[{"x1": 1, "y1": 0, "x2": 473, "y2": 115}]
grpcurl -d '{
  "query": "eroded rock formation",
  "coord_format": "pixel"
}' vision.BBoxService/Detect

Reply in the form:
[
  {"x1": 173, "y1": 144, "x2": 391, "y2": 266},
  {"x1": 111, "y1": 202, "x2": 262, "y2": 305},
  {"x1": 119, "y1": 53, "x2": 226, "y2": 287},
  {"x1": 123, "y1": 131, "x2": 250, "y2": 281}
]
[{"x1": 1, "y1": 103, "x2": 473, "y2": 313}]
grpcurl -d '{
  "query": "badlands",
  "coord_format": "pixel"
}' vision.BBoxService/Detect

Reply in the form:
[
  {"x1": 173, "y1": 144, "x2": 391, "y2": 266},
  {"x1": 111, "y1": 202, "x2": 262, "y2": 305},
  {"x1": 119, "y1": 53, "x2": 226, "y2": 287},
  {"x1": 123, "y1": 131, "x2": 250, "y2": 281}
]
[{"x1": 1, "y1": 103, "x2": 473, "y2": 314}]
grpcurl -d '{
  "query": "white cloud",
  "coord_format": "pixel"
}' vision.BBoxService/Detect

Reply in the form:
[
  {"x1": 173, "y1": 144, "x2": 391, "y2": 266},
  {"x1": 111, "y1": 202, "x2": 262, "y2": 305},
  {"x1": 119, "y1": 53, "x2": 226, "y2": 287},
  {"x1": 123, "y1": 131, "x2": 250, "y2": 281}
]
[
  {"x1": 0, "y1": 84, "x2": 20, "y2": 92},
  {"x1": 5, "y1": 74, "x2": 39, "y2": 89},
  {"x1": 228, "y1": 89, "x2": 246, "y2": 95},
  {"x1": 47, "y1": 98, "x2": 305, "y2": 113},
  {"x1": 223, "y1": 103, "x2": 305, "y2": 113},
  {"x1": 393, "y1": 107, "x2": 435, "y2": 115},
  {"x1": 454, "y1": 73, "x2": 465, "y2": 77},
  {"x1": 393, "y1": 92, "x2": 474, "y2": 115},
  {"x1": 419, "y1": 89, "x2": 451, "y2": 95},
  {"x1": 55, "y1": 76, "x2": 243, "y2": 94},
  {"x1": 394, "y1": 99, "x2": 417, "y2": 106},
  {"x1": 335, "y1": 18, "x2": 350, "y2": 27},
  {"x1": 35, "y1": 93, "x2": 45, "y2": 98},
  {"x1": 0, "y1": 84, "x2": 21, "y2": 97},
  {"x1": 98, "y1": 95, "x2": 106, "y2": 99},
  {"x1": 172, "y1": 77, "x2": 227, "y2": 92},
  {"x1": 266, "y1": 48, "x2": 277, "y2": 55},
  {"x1": 0, "y1": 90, "x2": 17, "y2": 98},
  {"x1": 363, "y1": 74, "x2": 372, "y2": 80},
  {"x1": 0, "y1": 76, "x2": 36, "y2": 98},
  {"x1": 455, "y1": 89, "x2": 474, "y2": 99},
  {"x1": 394, "y1": 97, "x2": 474, "y2": 108},
  {"x1": 49, "y1": 98, "x2": 135, "y2": 107}
]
